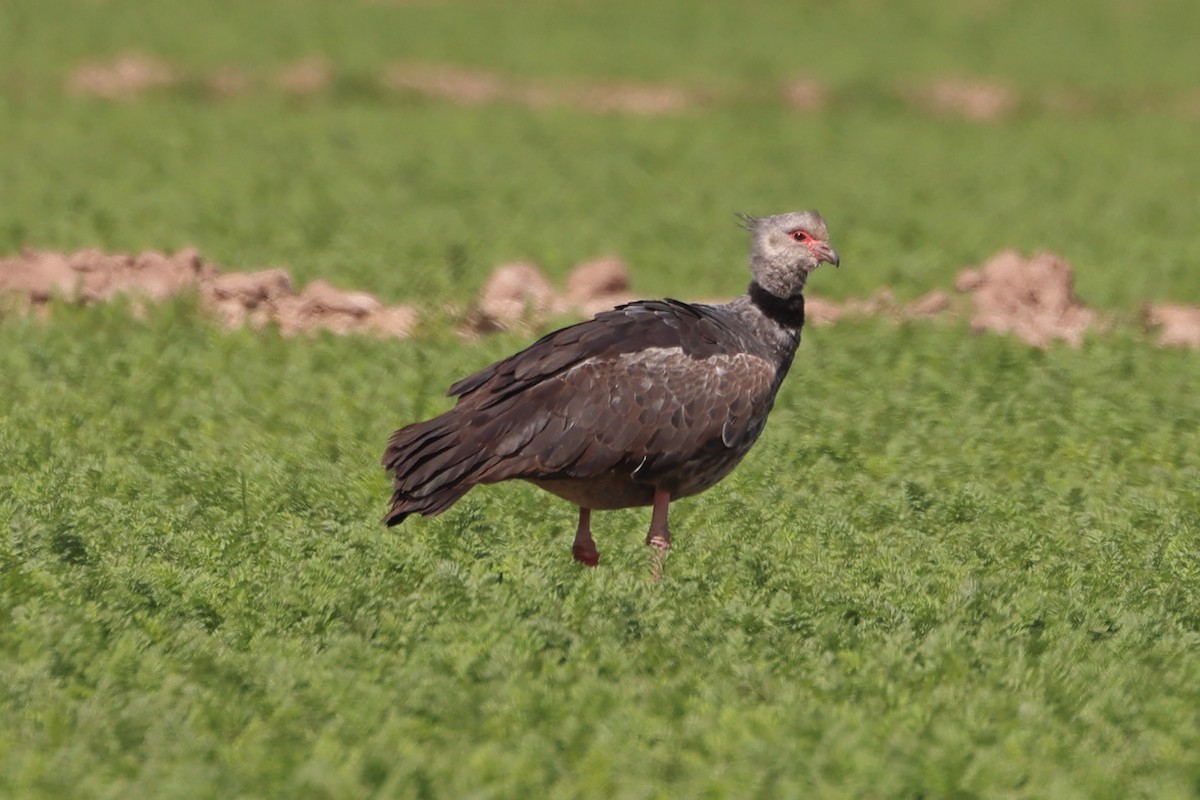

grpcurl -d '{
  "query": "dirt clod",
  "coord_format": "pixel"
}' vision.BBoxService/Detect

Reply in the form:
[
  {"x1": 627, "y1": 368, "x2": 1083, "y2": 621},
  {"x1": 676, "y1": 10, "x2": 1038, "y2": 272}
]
[
  {"x1": 80, "y1": 248, "x2": 209, "y2": 303},
  {"x1": 803, "y1": 296, "x2": 844, "y2": 325},
  {"x1": 206, "y1": 268, "x2": 295, "y2": 305},
  {"x1": 65, "y1": 53, "x2": 175, "y2": 99},
  {"x1": 0, "y1": 247, "x2": 209, "y2": 305},
  {"x1": 362, "y1": 305, "x2": 420, "y2": 339},
  {"x1": 908, "y1": 289, "x2": 951, "y2": 317},
  {"x1": 208, "y1": 67, "x2": 252, "y2": 98},
  {"x1": 381, "y1": 63, "x2": 508, "y2": 106},
  {"x1": 956, "y1": 250, "x2": 1096, "y2": 347},
  {"x1": 905, "y1": 78, "x2": 1019, "y2": 121},
  {"x1": 1144, "y1": 303, "x2": 1200, "y2": 348},
  {"x1": 470, "y1": 262, "x2": 557, "y2": 332},
  {"x1": 274, "y1": 57, "x2": 332, "y2": 95},
  {"x1": 465, "y1": 257, "x2": 638, "y2": 335},
  {"x1": 298, "y1": 280, "x2": 382, "y2": 317},
  {"x1": 565, "y1": 257, "x2": 633, "y2": 316},
  {"x1": 272, "y1": 281, "x2": 386, "y2": 336},
  {"x1": 381, "y1": 62, "x2": 691, "y2": 115},
  {"x1": 2, "y1": 243, "x2": 1191, "y2": 350},
  {"x1": 0, "y1": 247, "x2": 415, "y2": 339},
  {"x1": 954, "y1": 269, "x2": 984, "y2": 293},
  {"x1": 783, "y1": 77, "x2": 826, "y2": 111},
  {"x1": 0, "y1": 250, "x2": 79, "y2": 303},
  {"x1": 554, "y1": 82, "x2": 690, "y2": 115}
]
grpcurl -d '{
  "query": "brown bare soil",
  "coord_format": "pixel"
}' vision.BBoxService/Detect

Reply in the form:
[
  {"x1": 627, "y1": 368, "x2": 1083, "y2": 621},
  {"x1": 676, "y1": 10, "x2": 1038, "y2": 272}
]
[
  {"x1": 564, "y1": 257, "x2": 634, "y2": 317},
  {"x1": 908, "y1": 289, "x2": 952, "y2": 317},
  {"x1": 556, "y1": 82, "x2": 691, "y2": 115},
  {"x1": 3, "y1": 246, "x2": 1197, "y2": 349},
  {"x1": 0, "y1": 248, "x2": 212, "y2": 309},
  {"x1": 782, "y1": 76, "x2": 826, "y2": 111},
  {"x1": 467, "y1": 262, "x2": 558, "y2": 333},
  {"x1": 45, "y1": 57, "x2": 1200, "y2": 122},
  {"x1": 1041, "y1": 88, "x2": 1095, "y2": 116},
  {"x1": 1181, "y1": 90, "x2": 1200, "y2": 120},
  {"x1": 1143, "y1": 303, "x2": 1200, "y2": 348},
  {"x1": 207, "y1": 67, "x2": 252, "y2": 98},
  {"x1": 0, "y1": 248, "x2": 416, "y2": 338},
  {"x1": 954, "y1": 250, "x2": 1096, "y2": 347},
  {"x1": 65, "y1": 53, "x2": 175, "y2": 99},
  {"x1": 381, "y1": 63, "x2": 506, "y2": 106},
  {"x1": 901, "y1": 78, "x2": 1020, "y2": 121},
  {"x1": 273, "y1": 57, "x2": 333, "y2": 95},
  {"x1": 380, "y1": 62, "x2": 692, "y2": 115},
  {"x1": 464, "y1": 257, "x2": 632, "y2": 334},
  {"x1": 805, "y1": 288, "x2": 953, "y2": 326}
]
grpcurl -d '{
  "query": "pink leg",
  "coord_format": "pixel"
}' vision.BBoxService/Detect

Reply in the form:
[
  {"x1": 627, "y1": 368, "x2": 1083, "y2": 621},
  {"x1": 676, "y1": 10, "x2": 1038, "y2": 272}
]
[
  {"x1": 646, "y1": 488, "x2": 671, "y2": 580},
  {"x1": 572, "y1": 507, "x2": 600, "y2": 566}
]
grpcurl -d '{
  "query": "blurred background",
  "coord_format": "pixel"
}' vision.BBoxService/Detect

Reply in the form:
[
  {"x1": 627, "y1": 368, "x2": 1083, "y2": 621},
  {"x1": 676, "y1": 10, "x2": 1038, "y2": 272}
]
[
  {"x1": 3, "y1": 3, "x2": 1200, "y2": 796},
  {"x1": 3, "y1": 0, "x2": 1198, "y2": 308}
]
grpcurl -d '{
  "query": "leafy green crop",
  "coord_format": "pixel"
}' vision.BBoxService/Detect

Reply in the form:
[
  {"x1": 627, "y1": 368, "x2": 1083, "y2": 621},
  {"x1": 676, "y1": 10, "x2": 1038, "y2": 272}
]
[
  {"x1": 2, "y1": 0, "x2": 1200, "y2": 796},
  {"x1": 3, "y1": 310, "x2": 1198, "y2": 798}
]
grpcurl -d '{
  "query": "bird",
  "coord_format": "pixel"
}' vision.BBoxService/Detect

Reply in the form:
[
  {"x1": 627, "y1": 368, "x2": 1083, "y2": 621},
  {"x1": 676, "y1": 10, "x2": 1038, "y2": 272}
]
[{"x1": 382, "y1": 210, "x2": 838, "y2": 578}]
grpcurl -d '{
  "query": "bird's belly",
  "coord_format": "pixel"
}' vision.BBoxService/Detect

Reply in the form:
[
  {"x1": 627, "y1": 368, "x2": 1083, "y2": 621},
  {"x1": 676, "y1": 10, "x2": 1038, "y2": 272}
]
[
  {"x1": 664, "y1": 451, "x2": 748, "y2": 499},
  {"x1": 526, "y1": 444, "x2": 753, "y2": 510},
  {"x1": 527, "y1": 474, "x2": 655, "y2": 510}
]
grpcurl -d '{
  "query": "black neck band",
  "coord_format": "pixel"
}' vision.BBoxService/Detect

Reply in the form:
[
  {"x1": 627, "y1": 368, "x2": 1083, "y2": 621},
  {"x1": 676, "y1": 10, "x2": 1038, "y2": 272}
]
[{"x1": 748, "y1": 282, "x2": 806, "y2": 329}]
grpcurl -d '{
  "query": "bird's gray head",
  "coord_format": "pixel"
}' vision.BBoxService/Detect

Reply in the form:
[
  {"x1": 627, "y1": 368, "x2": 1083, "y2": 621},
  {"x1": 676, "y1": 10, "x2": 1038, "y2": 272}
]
[{"x1": 738, "y1": 210, "x2": 839, "y2": 298}]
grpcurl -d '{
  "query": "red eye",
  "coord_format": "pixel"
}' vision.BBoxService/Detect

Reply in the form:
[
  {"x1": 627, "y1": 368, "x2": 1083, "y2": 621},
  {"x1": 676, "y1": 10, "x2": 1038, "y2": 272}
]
[{"x1": 790, "y1": 230, "x2": 811, "y2": 242}]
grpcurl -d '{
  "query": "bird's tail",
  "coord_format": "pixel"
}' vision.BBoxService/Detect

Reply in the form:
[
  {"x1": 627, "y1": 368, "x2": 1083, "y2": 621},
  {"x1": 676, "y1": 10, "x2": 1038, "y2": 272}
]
[{"x1": 380, "y1": 408, "x2": 494, "y2": 526}]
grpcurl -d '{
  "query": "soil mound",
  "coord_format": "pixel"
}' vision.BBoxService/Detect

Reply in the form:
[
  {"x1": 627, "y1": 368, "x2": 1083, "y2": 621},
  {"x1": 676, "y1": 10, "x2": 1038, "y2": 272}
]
[
  {"x1": 783, "y1": 77, "x2": 826, "y2": 111},
  {"x1": 564, "y1": 257, "x2": 633, "y2": 317},
  {"x1": 955, "y1": 250, "x2": 1096, "y2": 347},
  {"x1": 465, "y1": 257, "x2": 633, "y2": 334},
  {"x1": 4, "y1": 245, "x2": 1193, "y2": 350},
  {"x1": 1144, "y1": 303, "x2": 1200, "y2": 348},
  {"x1": 48, "y1": 56, "x2": 1200, "y2": 124},
  {"x1": 553, "y1": 83, "x2": 690, "y2": 115},
  {"x1": 65, "y1": 53, "x2": 175, "y2": 99},
  {"x1": 469, "y1": 262, "x2": 558, "y2": 333},
  {"x1": 905, "y1": 78, "x2": 1019, "y2": 121},
  {"x1": 381, "y1": 63, "x2": 506, "y2": 106},
  {"x1": 274, "y1": 57, "x2": 332, "y2": 94},
  {"x1": 0, "y1": 248, "x2": 415, "y2": 338},
  {"x1": 0, "y1": 247, "x2": 210, "y2": 307},
  {"x1": 804, "y1": 288, "x2": 951, "y2": 326},
  {"x1": 908, "y1": 289, "x2": 952, "y2": 318},
  {"x1": 381, "y1": 62, "x2": 690, "y2": 115}
]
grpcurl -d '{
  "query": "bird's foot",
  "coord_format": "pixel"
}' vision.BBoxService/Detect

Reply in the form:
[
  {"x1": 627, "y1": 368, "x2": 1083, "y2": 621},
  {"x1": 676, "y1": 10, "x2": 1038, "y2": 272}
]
[
  {"x1": 646, "y1": 489, "x2": 672, "y2": 581},
  {"x1": 646, "y1": 534, "x2": 669, "y2": 582},
  {"x1": 572, "y1": 542, "x2": 600, "y2": 567},
  {"x1": 572, "y1": 507, "x2": 599, "y2": 566}
]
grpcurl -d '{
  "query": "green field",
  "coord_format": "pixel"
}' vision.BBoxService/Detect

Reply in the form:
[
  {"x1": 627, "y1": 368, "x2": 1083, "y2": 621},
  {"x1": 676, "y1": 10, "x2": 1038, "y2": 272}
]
[{"x1": 3, "y1": 1, "x2": 1200, "y2": 797}]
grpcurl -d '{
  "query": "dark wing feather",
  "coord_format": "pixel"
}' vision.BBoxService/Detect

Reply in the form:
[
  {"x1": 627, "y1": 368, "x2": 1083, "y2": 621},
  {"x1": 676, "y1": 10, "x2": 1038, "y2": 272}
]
[
  {"x1": 446, "y1": 300, "x2": 736, "y2": 403},
  {"x1": 472, "y1": 342, "x2": 780, "y2": 488},
  {"x1": 383, "y1": 299, "x2": 777, "y2": 521}
]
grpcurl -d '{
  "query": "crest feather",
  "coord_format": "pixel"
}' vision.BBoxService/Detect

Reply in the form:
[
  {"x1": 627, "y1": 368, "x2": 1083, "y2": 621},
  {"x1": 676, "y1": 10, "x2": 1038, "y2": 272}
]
[{"x1": 735, "y1": 213, "x2": 759, "y2": 232}]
